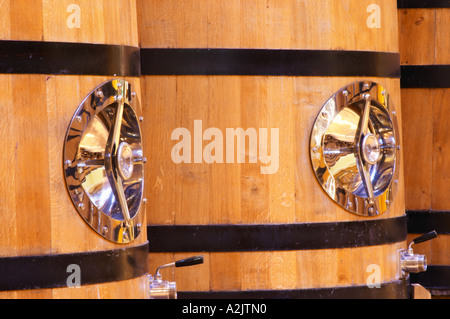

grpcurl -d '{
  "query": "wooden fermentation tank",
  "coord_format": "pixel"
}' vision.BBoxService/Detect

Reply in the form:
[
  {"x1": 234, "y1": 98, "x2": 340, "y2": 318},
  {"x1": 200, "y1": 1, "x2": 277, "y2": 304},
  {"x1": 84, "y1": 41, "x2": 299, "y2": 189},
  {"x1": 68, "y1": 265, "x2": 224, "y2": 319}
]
[
  {"x1": 0, "y1": 1, "x2": 149, "y2": 299},
  {"x1": 139, "y1": 0, "x2": 408, "y2": 298},
  {"x1": 399, "y1": 3, "x2": 450, "y2": 297}
]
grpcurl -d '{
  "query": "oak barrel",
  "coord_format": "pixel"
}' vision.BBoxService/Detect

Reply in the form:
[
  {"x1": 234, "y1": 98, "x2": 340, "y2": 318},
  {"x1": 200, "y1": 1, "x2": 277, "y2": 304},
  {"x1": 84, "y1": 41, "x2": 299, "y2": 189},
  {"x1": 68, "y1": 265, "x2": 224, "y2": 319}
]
[
  {"x1": 398, "y1": 2, "x2": 450, "y2": 297},
  {"x1": 0, "y1": 1, "x2": 149, "y2": 299},
  {"x1": 139, "y1": 0, "x2": 408, "y2": 298}
]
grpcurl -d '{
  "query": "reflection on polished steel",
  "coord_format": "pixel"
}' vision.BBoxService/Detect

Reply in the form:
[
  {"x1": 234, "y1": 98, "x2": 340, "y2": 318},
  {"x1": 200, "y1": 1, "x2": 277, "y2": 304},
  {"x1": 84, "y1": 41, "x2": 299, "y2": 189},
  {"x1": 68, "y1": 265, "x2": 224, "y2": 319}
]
[
  {"x1": 63, "y1": 80, "x2": 144, "y2": 243},
  {"x1": 310, "y1": 82, "x2": 400, "y2": 216}
]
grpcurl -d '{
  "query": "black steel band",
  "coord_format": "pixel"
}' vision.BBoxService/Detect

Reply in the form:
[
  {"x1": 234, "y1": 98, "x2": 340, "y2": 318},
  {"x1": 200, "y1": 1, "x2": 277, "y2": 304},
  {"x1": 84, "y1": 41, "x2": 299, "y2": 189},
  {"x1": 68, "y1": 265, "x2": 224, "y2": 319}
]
[
  {"x1": 401, "y1": 65, "x2": 450, "y2": 88},
  {"x1": 410, "y1": 265, "x2": 450, "y2": 293},
  {"x1": 0, "y1": 242, "x2": 149, "y2": 291},
  {"x1": 0, "y1": 42, "x2": 402, "y2": 79},
  {"x1": 178, "y1": 279, "x2": 409, "y2": 299},
  {"x1": 147, "y1": 216, "x2": 407, "y2": 253},
  {"x1": 141, "y1": 48, "x2": 400, "y2": 78},
  {"x1": 0, "y1": 40, "x2": 141, "y2": 77},
  {"x1": 397, "y1": 0, "x2": 450, "y2": 8},
  {"x1": 407, "y1": 210, "x2": 450, "y2": 234}
]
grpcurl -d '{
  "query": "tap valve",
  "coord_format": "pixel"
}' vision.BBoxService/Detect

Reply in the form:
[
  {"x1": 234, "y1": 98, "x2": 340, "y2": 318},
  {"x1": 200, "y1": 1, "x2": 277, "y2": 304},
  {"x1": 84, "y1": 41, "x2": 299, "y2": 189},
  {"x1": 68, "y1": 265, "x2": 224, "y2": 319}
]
[
  {"x1": 148, "y1": 255, "x2": 204, "y2": 299},
  {"x1": 400, "y1": 230, "x2": 437, "y2": 278}
]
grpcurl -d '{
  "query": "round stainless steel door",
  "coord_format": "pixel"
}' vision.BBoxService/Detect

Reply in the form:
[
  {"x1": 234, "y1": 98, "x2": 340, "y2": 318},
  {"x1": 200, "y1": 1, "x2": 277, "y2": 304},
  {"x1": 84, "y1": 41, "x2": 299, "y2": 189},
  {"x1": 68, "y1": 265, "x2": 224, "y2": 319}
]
[
  {"x1": 310, "y1": 81, "x2": 400, "y2": 216},
  {"x1": 63, "y1": 79, "x2": 145, "y2": 243}
]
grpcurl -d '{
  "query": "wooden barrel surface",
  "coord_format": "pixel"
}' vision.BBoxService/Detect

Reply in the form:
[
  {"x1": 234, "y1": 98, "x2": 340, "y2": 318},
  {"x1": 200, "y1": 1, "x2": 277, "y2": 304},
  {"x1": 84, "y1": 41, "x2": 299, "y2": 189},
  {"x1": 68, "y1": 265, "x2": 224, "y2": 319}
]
[
  {"x1": 0, "y1": 1, "x2": 148, "y2": 299},
  {"x1": 398, "y1": 1, "x2": 450, "y2": 297},
  {"x1": 139, "y1": 0, "x2": 408, "y2": 298}
]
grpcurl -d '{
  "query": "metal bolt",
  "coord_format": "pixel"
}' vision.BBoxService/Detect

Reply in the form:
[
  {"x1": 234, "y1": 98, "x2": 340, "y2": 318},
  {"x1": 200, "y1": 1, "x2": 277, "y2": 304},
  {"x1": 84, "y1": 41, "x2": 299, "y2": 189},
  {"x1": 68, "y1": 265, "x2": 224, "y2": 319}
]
[
  {"x1": 75, "y1": 116, "x2": 82, "y2": 123},
  {"x1": 368, "y1": 206, "x2": 375, "y2": 214},
  {"x1": 363, "y1": 93, "x2": 371, "y2": 100},
  {"x1": 392, "y1": 111, "x2": 397, "y2": 116},
  {"x1": 64, "y1": 160, "x2": 72, "y2": 167},
  {"x1": 131, "y1": 92, "x2": 137, "y2": 98},
  {"x1": 78, "y1": 203, "x2": 85, "y2": 210},
  {"x1": 342, "y1": 90, "x2": 349, "y2": 96},
  {"x1": 143, "y1": 157, "x2": 147, "y2": 164},
  {"x1": 96, "y1": 90, "x2": 104, "y2": 98},
  {"x1": 102, "y1": 226, "x2": 109, "y2": 234},
  {"x1": 397, "y1": 145, "x2": 401, "y2": 151},
  {"x1": 136, "y1": 223, "x2": 142, "y2": 232},
  {"x1": 142, "y1": 198, "x2": 148, "y2": 204},
  {"x1": 139, "y1": 116, "x2": 144, "y2": 123}
]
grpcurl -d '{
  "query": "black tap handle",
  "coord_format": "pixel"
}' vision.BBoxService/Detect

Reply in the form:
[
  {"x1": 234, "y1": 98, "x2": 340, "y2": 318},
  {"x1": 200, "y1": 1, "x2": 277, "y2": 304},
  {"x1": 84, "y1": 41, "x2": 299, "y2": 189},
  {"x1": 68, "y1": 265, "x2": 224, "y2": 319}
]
[
  {"x1": 413, "y1": 230, "x2": 438, "y2": 245},
  {"x1": 175, "y1": 255, "x2": 204, "y2": 268}
]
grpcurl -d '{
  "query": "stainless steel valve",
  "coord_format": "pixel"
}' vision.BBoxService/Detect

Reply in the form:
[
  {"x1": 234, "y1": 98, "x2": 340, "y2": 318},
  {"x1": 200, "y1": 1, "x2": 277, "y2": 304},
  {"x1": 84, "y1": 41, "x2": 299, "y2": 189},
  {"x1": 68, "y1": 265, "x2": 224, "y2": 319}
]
[
  {"x1": 400, "y1": 231, "x2": 437, "y2": 278},
  {"x1": 148, "y1": 255, "x2": 204, "y2": 299}
]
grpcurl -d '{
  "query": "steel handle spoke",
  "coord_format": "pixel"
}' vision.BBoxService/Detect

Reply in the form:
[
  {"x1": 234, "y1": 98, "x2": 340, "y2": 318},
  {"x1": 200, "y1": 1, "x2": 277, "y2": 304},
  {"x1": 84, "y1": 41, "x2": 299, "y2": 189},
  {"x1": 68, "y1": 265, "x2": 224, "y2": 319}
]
[
  {"x1": 356, "y1": 94, "x2": 376, "y2": 209},
  {"x1": 115, "y1": 175, "x2": 132, "y2": 229},
  {"x1": 104, "y1": 80, "x2": 133, "y2": 225}
]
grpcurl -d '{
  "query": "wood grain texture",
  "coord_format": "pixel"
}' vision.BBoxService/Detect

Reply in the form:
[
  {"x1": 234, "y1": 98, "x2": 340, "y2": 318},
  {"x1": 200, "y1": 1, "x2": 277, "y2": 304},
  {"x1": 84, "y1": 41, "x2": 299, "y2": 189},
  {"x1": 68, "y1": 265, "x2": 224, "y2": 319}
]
[
  {"x1": 399, "y1": 8, "x2": 450, "y2": 65},
  {"x1": 138, "y1": 0, "x2": 399, "y2": 51},
  {"x1": 140, "y1": 0, "x2": 406, "y2": 294},
  {"x1": 148, "y1": 243, "x2": 404, "y2": 292},
  {"x1": 1, "y1": 0, "x2": 138, "y2": 45},
  {"x1": 144, "y1": 76, "x2": 404, "y2": 225},
  {"x1": 436, "y1": 9, "x2": 450, "y2": 64},
  {"x1": 0, "y1": 1, "x2": 147, "y2": 298},
  {"x1": 0, "y1": 275, "x2": 149, "y2": 300},
  {"x1": 401, "y1": 89, "x2": 433, "y2": 210}
]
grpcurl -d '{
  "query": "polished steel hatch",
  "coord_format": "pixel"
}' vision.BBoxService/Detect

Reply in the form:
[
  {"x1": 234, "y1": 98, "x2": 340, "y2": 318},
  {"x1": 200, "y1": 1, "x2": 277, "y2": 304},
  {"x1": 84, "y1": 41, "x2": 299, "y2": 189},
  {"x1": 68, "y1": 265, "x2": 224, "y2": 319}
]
[
  {"x1": 63, "y1": 80, "x2": 144, "y2": 243},
  {"x1": 310, "y1": 82, "x2": 400, "y2": 216}
]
